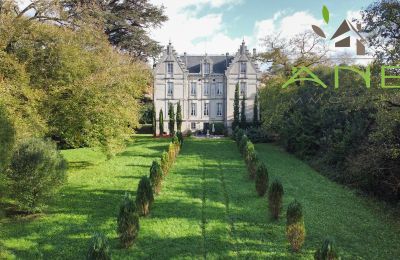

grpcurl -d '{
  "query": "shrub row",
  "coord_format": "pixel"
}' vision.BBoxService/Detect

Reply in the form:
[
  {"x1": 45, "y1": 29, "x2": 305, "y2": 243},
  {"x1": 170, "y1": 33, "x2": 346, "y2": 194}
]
[
  {"x1": 87, "y1": 133, "x2": 184, "y2": 259},
  {"x1": 233, "y1": 127, "x2": 340, "y2": 257}
]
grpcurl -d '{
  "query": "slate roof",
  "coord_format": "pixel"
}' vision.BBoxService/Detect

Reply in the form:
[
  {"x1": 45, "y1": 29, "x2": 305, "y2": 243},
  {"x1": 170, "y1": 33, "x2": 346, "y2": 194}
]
[{"x1": 180, "y1": 55, "x2": 234, "y2": 74}]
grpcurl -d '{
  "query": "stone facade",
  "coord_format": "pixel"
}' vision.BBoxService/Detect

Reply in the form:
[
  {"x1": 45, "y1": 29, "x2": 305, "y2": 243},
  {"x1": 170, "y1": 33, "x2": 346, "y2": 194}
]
[{"x1": 153, "y1": 41, "x2": 261, "y2": 134}]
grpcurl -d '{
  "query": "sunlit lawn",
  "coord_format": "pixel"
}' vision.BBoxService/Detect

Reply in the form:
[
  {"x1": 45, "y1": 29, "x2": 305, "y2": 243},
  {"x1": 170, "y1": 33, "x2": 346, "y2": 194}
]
[{"x1": 0, "y1": 135, "x2": 399, "y2": 259}]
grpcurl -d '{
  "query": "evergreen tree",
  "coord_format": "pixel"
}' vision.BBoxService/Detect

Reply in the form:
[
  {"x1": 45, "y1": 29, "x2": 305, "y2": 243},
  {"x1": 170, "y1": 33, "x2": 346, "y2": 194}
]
[
  {"x1": 117, "y1": 193, "x2": 140, "y2": 248},
  {"x1": 159, "y1": 109, "x2": 164, "y2": 136},
  {"x1": 232, "y1": 83, "x2": 240, "y2": 130},
  {"x1": 176, "y1": 101, "x2": 182, "y2": 132},
  {"x1": 152, "y1": 103, "x2": 156, "y2": 137},
  {"x1": 240, "y1": 96, "x2": 247, "y2": 128},
  {"x1": 253, "y1": 92, "x2": 259, "y2": 126},
  {"x1": 168, "y1": 103, "x2": 175, "y2": 136},
  {"x1": 135, "y1": 176, "x2": 154, "y2": 216}
]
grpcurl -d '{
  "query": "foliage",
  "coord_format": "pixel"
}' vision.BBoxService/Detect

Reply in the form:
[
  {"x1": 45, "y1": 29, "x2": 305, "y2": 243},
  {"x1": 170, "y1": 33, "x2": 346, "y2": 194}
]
[
  {"x1": 149, "y1": 160, "x2": 163, "y2": 195},
  {"x1": 135, "y1": 176, "x2": 154, "y2": 216},
  {"x1": 168, "y1": 103, "x2": 175, "y2": 136},
  {"x1": 255, "y1": 162, "x2": 268, "y2": 196},
  {"x1": 176, "y1": 101, "x2": 182, "y2": 132},
  {"x1": 314, "y1": 237, "x2": 340, "y2": 260},
  {"x1": 286, "y1": 222, "x2": 306, "y2": 252},
  {"x1": 253, "y1": 92, "x2": 259, "y2": 126},
  {"x1": 176, "y1": 131, "x2": 184, "y2": 147},
  {"x1": 211, "y1": 122, "x2": 226, "y2": 135},
  {"x1": 287, "y1": 200, "x2": 304, "y2": 225},
  {"x1": 159, "y1": 109, "x2": 164, "y2": 135},
  {"x1": 243, "y1": 141, "x2": 255, "y2": 165},
  {"x1": 240, "y1": 96, "x2": 247, "y2": 128},
  {"x1": 160, "y1": 151, "x2": 170, "y2": 175},
  {"x1": 232, "y1": 83, "x2": 240, "y2": 130},
  {"x1": 247, "y1": 150, "x2": 258, "y2": 179},
  {"x1": 117, "y1": 193, "x2": 140, "y2": 248},
  {"x1": 139, "y1": 102, "x2": 153, "y2": 124},
  {"x1": 235, "y1": 128, "x2": 245, "y2": 143},
  {"x1": 268, "y1": 180, "x2": 284, "y2": 220},
  {"x1": 86, "y1": 232, "x2": 111, "y2": 260},
  {"x1": 168, "y1": 142, "x2": 176, "y2": 163},
  {"x1": 0, "y1": 103, "x2": 15, "y2": 174},
  {"x1": 152, "y1": 104, "x2": 156, "y2": 137},
  {"x1": 245, "y1": 127, "x2": 269, "y2": 143},
  {"x1": 6, "y1": 138, "x2": 67, "y2": 212},
  {"x1": 239, "y1": 135, "x2": 249, "y2": 155}
]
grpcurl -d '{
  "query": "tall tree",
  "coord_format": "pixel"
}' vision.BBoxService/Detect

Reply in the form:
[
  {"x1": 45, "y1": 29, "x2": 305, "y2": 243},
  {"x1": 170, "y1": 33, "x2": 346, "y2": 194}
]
[
  {"x1": 176, "y1": 101, "x2": 182, "y2": 132},
  {"x1": 168, "y1": 103, "x2": 175, "y2": 136},
  {"x1": 159, "y1": 109, "x2": 164, "y2": 136},
  {"x1": 253, "y1": 92, "x2": 259, "y2": 126},
  {"x1": 152, "y1": 103, "x2": 156, "y2": 137},
  {"x1": 0, "y1": 104, "x2": 15, "y2": 174},
  {"x1": 232, "y1": 83, "x2": 240, "y2": 130},
  {"x1": 240, "y1": 96, "x2": 247, "y2": 129}
]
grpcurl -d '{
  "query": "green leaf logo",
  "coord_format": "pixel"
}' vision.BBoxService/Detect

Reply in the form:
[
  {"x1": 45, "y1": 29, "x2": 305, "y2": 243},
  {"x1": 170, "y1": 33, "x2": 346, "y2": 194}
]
[{"x1": 322, "y1": 5, "x2": 329, "y2": 24}]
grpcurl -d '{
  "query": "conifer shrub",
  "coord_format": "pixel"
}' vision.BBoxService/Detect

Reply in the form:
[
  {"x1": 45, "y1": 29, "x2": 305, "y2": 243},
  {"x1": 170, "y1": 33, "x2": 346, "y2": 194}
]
[
  {"x1": 117, "y1": 194, "x2": 140, "y2": 248},
  {"x1": 286, "y1": 200, "x2": 306, "y2": 252},
  {"x1": 268, "y1": 180, "x2": 284, "y2": 220},
  {"x1": 235, "y1": 128, "x2": 245, "y2": 144},
  {"x1": 135, "y1": 176, "x2": 154, "y2": 216},
  {"x1": 86, "y1": 232, "x2": 111, "y2": 260},
  {"x1": 239, "y1": 135, "x2": 249, "y2": 155},
  {"x1": 247, "y1": 150, "x2": 258, "y2": 179},
  {"x1": 255, "y1": 162, "x2": 268, "y2": 196},
  {"x1": 244, "y1": 140, "x2": 255, "y2": 164},
  {"x1": 168, "y1": 142, "x2": 176, "y2": 163},
  {"x1": 149, "y1": 160, "x2": 163, "y2": 195},
  {"x1": 7, "y1": 138, "x2": 68, "y2": 212},
  {"x1": 160, "y1": 151, "x2": 169, "y2": 176},
  {"x1": 314, "y1": 237, "x2": 340, "y2": 260},
  {"x1": 172, "y1": 135, "x2": 180, "y2": 154}
]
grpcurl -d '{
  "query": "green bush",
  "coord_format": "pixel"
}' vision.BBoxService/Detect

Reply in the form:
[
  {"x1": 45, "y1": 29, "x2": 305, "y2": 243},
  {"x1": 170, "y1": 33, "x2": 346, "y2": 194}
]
[
  {"x1": 117, "y1": 193, "x2": 140, "y2": 248},
  {"x1": 176, "y1": 131, "x2": 184, "y2": 147},
  {"x1": 160, "y1": 151, "x2": 169, "y2": 176},
  {"x1": 286, "y1": 200, "x2": 306, "y2": 252},
  {"x1": 247, "y1": 152, "x2": 258, "y2": 179},
  {"x1": 212, "y1": 122, "x2": 225, "y2": 135},
  {"x1": 239, "y1": 135, "x2": 249, "y2": 155},
  {"x1": 244, "y1": 141, "x2": 255, "y2": 164},
  {"x1": 86, "y1": 232, "x2": 111, "y2": 260},
  {"x1": 255, "y1": 162, "x2": 268, "y2": 196},
  {"x1": 286, "y1": 222, "x2": 306, "y2": 252},
  {"x1": 246, "y1": 127, "x2": 270, "y2": 143},
  {"x1": 6, "y1": 138, "x2": 68, "y2": 212},
  {"x1": 186, "y1": 130, "x2": 193, "y2": 137},
  {"x1": 268, "y1": 180, "x2": 284, "y2": 219},
  {"x1": 168, "y1": 142, "x2": 176, "y2": 163},
  {"x1": 286, "y1": 200, "x2": 303, "y2": 225},
  {"x1": 149, "y1": 160, "x2": 163, "y2": 195},
  {"x1": 314, "y1": 237, "x2": 340, "y2": 260},
  {"x1": 135, "y1": 176, "x2": 154, "y2": 216},
  {"x1": 235, "y1": 128, "x2": 245, "y2": 143}
]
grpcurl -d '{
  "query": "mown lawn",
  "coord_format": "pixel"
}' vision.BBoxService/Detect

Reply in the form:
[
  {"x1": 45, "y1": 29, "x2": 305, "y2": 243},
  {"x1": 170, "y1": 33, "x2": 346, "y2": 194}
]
[{"x1": 0, "y1": 136, "x2": 399, "y2": 259}]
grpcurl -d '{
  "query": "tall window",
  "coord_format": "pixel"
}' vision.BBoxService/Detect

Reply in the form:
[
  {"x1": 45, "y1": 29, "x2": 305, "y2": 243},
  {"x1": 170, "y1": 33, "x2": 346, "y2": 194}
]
[
  {"x1": 240, "y1": 62, "x2": 247, "y2": 75},
  {"x1": 204, "y1": 103, "x2": 209, "y2": 116},
  {"x1": 191, "y1": 122, "x2": 196, "y2": 129},
  {"x1": 203, "y1": 82, "x2": 209, "y2": 95},
  {"x1": 217, "y1": 103, "x2": 223, "y2": 116},
  {"x1": 190, "y1": 82, "x2": 197, "y2": 96},
  {"x1": 167, "y1": 62, "x2": 173, "y2": 76},
  {"x1": 191, "y1": 103, "x2": 197, "y2": 116},
  {"x1": 167, "y1": 82, "x2": 173, "y2": 96},
  {"x1": 211, "y1": 83, "x2": 216, "y2": 96},
  {"x1": 240, "y1": 81, "x2": 246, "y2": 96},
  {"x1": 204, "y1": 63, "x2": 210, "y2": 74},
  {"x1": 217, "y1": 83, "x2": 223, "y2": 95}
]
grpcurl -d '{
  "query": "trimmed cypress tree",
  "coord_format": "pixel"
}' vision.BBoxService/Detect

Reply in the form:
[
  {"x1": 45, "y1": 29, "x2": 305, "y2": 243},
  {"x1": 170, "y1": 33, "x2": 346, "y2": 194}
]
[
  {"x1": 149, "y1": 161, "x2": 163, "y2": 195},
  {"x1": 253, "y1": 92, "x2": 259, "y2": 126},
  {"x1": 239, "y1": 135, "x2": 249, "y2": 155},
  {"x1": 86, "y1": 232, "x2": 111, "y2": 260},
  {"x1": 168, "y1": 142, "x2": 176, "y2": 163},
  {"x1": 168, "y1": 103, "x2": 175, "y2": 136},
  {"x1": 176, "y1": 101, "x2": 182, "y2": 132},
  {"x1": 314, "y1": 237, "x2": 340, "y2": 260},
  {"x1": 240, "y1": 96, "x2": 246, "y2": 128},
  {"x1": 176, "y1": 131, "x2": 184, "y2": 147},
  {"x1": 255, "y1": 162, "x2": 268, "y2": 196},
  {"x1": 268, "y1": 180, "x2": 284, "y2": 220},
  {"x1": 235, "y1": 128, "x2": 245, "y2": 144},
  {"x1": 159, "y1": 109, "x2": 164, "y2": 136},
  {"x1": 286, "y1": 200, "x2": 306, "y2": 252},
  {"x1": 248, "y1": 151, "x2": 258, "y2": 179},
  {"x1": 160, "y1": 151, "x2": 169, "y2": 176},
  {"x1": 232, "y1": 83, "x2": 240, "y2": 130},
  {"x1": 135, "y1": 176, "x2": 154, "y2": 216},
  {"x1": 117, "y1": 193, "x2": 140, "y2": 248},
  {"x1": 152, "y1": 103, "x2": 156, "y2": 137}
]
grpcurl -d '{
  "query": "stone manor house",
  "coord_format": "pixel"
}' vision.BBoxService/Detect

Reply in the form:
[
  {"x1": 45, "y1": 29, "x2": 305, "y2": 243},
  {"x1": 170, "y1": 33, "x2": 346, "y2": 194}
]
[{"x1": 153, "y1": 41, "x2": 261, "y2": 134}]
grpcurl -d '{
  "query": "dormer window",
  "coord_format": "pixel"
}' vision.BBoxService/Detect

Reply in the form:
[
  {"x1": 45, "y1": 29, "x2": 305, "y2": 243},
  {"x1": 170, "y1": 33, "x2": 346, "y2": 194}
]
[
  {"x1": 167, "y1": 62, "x2": 173, "y2": 76},
  {"x1": 204, "y1": 62, "x2": 210, "y2": 74},
  {"x1": 240, "y1": 62, "x2": 247, "y2": 75}
]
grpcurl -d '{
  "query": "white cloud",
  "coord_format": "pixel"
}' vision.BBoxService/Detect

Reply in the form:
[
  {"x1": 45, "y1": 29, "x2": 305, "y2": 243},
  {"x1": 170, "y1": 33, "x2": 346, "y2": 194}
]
[{"x1": 346, "y1": 10, "x2": 362, "y2": 22}]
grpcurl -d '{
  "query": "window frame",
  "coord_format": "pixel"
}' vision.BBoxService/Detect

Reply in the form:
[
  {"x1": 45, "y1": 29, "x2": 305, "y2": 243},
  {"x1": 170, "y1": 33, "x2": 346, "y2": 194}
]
[
  {"x1": 167, "y1": 62, "x2": 174, "y2": 76},
  {"x1": 204, "y1": 63, "x2": 211, "y2": 74},
  {"x1": 167, "y1": 81, "x2": 174, "y2": 96},
  {"x1": 190, "y1": 82, "x2": 197, "y2": 96},
  {"x1": 240, "y1": 62, "x2": 247, "y2": 75},
  {"x1": 240, "y1": 81, "x2": 246, "y2": 96},
  {"x1": 203, "y1": 82, "x2": 209, "y2": 95},
  {"x1": 191, "y1": 103, "x2": 197, "y2": 116},
  {"x1": 191, "y1": 122, "x2": 196, "y2": 130},
  {"x1": 216, "y1": 82, "x2": 223, "y2": 95},
  {"x1": 204, "y1": 102, "x2": 209, "y2": 116},
  {"x1": 217, "y1": 103, "x2": 223, "y2": 117}
]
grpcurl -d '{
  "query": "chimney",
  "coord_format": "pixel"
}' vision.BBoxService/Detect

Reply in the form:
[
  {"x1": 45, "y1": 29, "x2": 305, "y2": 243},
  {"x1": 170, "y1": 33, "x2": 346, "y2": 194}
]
[
  {"x1": 225, "y1": 52, "x2": 229, "y2": 67},
  {"x1": 184, "y1": 52, "x2": 187, "y2": 65},
  {"x1": 253, "y1": 48, "x2": 257, "y2": 56}
]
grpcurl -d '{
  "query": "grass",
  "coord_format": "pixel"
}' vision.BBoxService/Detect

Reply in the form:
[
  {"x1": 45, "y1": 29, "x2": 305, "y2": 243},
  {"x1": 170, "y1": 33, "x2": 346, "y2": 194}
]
[{"x1": 0, "y1": 136, "x2": 399, "y2": 259}]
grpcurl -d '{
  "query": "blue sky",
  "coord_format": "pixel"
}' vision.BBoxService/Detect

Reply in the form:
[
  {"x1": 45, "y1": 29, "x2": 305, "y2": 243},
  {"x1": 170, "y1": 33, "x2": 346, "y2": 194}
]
[{"x1": 150, "y1": 0, "x2": 375, "y2": 55}]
